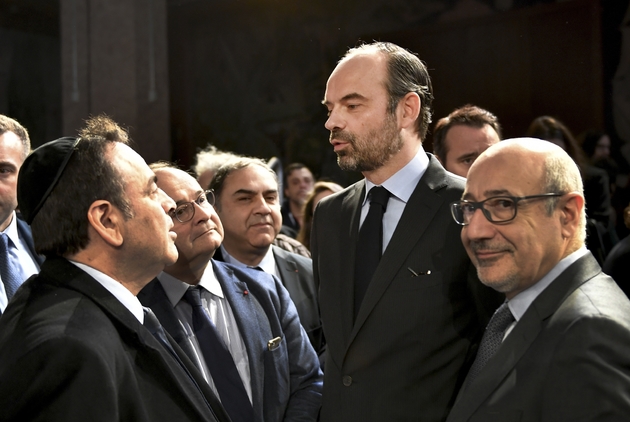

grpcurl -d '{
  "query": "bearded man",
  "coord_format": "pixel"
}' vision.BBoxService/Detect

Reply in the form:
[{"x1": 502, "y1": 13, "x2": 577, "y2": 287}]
[{"x1": 312, "y1": 41, "x2": 501, "y2": 422}]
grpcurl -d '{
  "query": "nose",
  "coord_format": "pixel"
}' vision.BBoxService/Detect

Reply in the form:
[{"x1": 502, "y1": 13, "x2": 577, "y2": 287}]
[
  {"x1": 325, "y1": 108, "x2": 344, "y2": 133},
  {"x1": 192, "y1": 200, "x2": 212, "y2": 223},
  {"x1": 252, "y1": 195, "x2": 272, "y2": 215},
  {"x1": 159, "y1": 189, "x2": 176, "y2": 215},
  {"x1": 462, "y1": 208, "x2": 495, "y2": 242}
]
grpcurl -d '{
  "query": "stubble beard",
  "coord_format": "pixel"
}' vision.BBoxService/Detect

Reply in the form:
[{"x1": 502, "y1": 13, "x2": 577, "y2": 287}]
[{"x1": 333, "y1": 113, "x2": 403, "y2": 172}]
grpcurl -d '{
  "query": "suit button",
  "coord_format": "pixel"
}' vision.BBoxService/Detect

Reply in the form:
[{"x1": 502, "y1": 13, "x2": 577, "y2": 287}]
[{"x1": 342, "y1": 375, "x2": 352, "y2": 386}]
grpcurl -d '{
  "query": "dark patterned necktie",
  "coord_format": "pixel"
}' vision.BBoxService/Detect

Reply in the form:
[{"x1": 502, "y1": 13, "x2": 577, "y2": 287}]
[
  {"x1": 466, "y1": 301, "x2": 514, "y2": 383},
  {"x1": 0, "y1": 234, "x2": 24, "y2": 300},
  {"x1": 354, "y1": 186, "x2": 391, "y2": 320},
  {"x1": 183, "y1": 286, "x2": 253, "y2": 422}
]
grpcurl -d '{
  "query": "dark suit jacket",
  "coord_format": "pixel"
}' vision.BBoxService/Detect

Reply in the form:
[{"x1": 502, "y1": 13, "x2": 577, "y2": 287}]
[
  {"x1": 16, "y1": 216, "x2": 44, "y2": 267},
  {"x1": 0, "y1": 257, "x2": 229, "y2": 422},
  {"x1": 446, "y1": 252, "x2": 630, "y2": 422},
  {"x1": 311, "y1": 154, "x2": 501, "y2": 422},
  {"x1": 138, "y1": 260, "x2": 323, "y2": 422},
  {"x1": 214, "y1": 246, "x2": 324, "y2": 357}
]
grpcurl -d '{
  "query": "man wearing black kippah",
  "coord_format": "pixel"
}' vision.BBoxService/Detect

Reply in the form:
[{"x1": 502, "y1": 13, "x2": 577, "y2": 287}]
[{"x1": 0, "y1": 115, "x2": 230, "y2": 422}]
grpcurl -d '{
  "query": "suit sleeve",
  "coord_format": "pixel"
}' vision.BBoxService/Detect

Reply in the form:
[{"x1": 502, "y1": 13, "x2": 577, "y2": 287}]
[
  {"x1": 542, "y1": 315, "x2": 630, "y2": 421},
  {"x1": 273, "y1": 277, "x2": 323, "y2": 421}
]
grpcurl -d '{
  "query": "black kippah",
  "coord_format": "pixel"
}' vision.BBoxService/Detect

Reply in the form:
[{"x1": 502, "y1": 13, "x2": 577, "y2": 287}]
[{"x1": 17, "y1": 137, "x2": 81, "y2": 224}]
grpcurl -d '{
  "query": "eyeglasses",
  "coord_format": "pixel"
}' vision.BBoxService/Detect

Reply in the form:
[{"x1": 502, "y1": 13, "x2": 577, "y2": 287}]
[
  {"x1": 169, "y1": 190, "x2": 215, "y2": 223},
  {"x1": 450, "y1": 193, "x2": 564, "y2": 226}
]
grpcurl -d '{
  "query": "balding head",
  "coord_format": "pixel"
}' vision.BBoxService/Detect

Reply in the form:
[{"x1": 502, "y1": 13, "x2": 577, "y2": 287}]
[{"x1": 458, "y1": 138, "x2": 585, "y2": 298}]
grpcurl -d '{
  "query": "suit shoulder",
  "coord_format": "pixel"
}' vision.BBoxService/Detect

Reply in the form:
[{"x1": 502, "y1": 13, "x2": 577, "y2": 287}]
[{"x1": 273, "y1": 245, "x2": 312, "y2": 266}]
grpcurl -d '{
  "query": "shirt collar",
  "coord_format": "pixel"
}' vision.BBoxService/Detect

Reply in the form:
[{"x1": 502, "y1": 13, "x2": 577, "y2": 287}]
[
  {"x1": 363, "y1": 145, "x2": 429, "y2": 205},
  {"x1": 157, "y1": 263, "x2": 224, "y2": 307},
  {"x1": 508, "y1": 246, "x2": 589, "y2": 320},
  {"x1": 70, "y1": 260, "x2": 145, "y2": 324},
  {"x1": 219, "y1": 244, "x2": 276, "y2": 274},
  {"x1": 3, "y1": 211, "x2": 19, "y2": 247}
]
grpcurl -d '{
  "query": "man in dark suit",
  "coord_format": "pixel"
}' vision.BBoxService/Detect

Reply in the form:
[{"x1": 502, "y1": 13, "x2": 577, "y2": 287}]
[
  {"x1": 209, "y1": 157, "x2": 324, "y2": 359},
  {"x1": 0, "y1": 116, "x2": 230, "y2": 422},
  {"x1": 139, "y1": 164, "x2": 323, "y2": 422},
  {"x1": 313, "y1": 41, "x2": 501, "y2": 421},
  {"x1": 446, "y1": 138, "x2": 630, "y2": 421},
  {"x1": 0, "y1": 115, "x2": 43, "y2": 314}
]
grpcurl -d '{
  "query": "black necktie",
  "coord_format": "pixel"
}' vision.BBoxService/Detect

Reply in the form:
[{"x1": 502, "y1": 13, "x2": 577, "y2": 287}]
[
  {"x1": 466, "y1": 301, "x2": 515, "y2": 384},
  {"x1": 0, "y1": 234, "x2": 24, "y2": 300},
  {"x1": 354, "y1": 186, "x2": 391, "y2": 320},
  {"x1": 183, "y1": 286, "x2": 253, "y2": 422}
]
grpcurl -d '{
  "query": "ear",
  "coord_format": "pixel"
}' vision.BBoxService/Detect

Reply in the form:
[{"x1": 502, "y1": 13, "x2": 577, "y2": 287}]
[
  {"x1": 87, "y1": 200, "x2": 124, "y2": 247},
  {"x1": 398, "y1": 92, "x2": 421, "y2": 130},
  {"x1": 559, "y1": 193, "x2": 584, "y2": 239}
]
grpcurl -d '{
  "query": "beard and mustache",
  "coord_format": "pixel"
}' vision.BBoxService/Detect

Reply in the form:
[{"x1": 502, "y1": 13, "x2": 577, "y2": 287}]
[{"x1": 330, "y1": 112, "x2": 403, "y2": 172}]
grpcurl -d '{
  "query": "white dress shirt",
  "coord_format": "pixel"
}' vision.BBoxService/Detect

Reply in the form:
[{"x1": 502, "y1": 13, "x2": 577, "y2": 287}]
[
  {"x1": 157, "y1": 267, "x2": 253, "y2": 403},
  {"x1": 361, "y1": 146, "x2": 430, "y2": 253}
]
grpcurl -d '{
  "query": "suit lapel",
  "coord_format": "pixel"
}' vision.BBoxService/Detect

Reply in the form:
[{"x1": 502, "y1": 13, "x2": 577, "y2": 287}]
[
  {"x1": 449, "y1": 253, "x2": 602, "y2": 421},
  {"x1": 350, "y1": 157, "x2": 448, "y2": 342},
  {"x1": 213, "y1": 261, "x2": 266, "y2": 417},
  {"x1": 42, "y1": 258, "x2": 221, "y2": 421},
  {"x1": 340, "y1": 182, "x2": 365, "y2": 347}
]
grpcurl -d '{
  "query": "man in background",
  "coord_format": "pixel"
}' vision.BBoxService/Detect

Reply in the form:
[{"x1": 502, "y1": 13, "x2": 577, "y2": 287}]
[
  {"x1": 281, "y1": 163, "x2": 314, "y2": 238},
  {"x1": 210, "y1": 157, "x2": 324, "y2": 360},
  {"x1": 0, "y1": 114, "x2": 42, "y2": 314},
  {"x1": 432, "y1": 104, "x2": 502, "y2": 177}
]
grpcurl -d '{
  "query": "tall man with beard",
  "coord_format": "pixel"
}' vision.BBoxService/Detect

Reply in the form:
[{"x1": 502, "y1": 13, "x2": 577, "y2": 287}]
[{"x1": 312, "y1": 42, "x2": 501, "y2": 421}]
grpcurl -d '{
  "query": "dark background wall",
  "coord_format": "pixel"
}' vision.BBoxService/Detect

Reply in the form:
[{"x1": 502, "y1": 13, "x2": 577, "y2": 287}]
[{"x1": 0, "y1": 0, "x2": 628, "y2": 187}]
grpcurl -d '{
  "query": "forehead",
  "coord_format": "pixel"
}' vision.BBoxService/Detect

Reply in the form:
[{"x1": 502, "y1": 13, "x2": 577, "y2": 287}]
[
  {"x1": 0, "y1": 131, "x2": 26, "y2": 163},
  {"x1": 110, "y1": 143, "x2": 151, "y2": 180},
  {"x1": 288, "y1": 167, "x2": 313, "y2": 180},
  {"x1": 325, "y1": 53, "x2": 388, "y2": 101},
  {"x1": 464, "y1": 151, "x2": 543, "y2": 199},
  {"x1": 446, "y1": 125, "x2": 500, "y2": 152},
  {"x1": 156, "y1": 168, "x2": 201, "y2": 199},
  {"x1": 225, "y1": 165, "x2": 278, "y2": 191}
]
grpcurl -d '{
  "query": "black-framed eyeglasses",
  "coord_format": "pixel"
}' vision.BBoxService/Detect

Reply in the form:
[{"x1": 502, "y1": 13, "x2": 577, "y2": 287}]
[
  {"x1": 450, "y1": 193, "x2": 565, "y2": 226},
  {"x1": 169, "y1": 190, "x2": 215, "y2": 223}
]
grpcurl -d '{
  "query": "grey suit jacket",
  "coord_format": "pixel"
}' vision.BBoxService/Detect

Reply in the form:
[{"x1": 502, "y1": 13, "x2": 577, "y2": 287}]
[
  {"x1": 446, "y1": 252, "x2": 630, "y2": 422},
  {"x1": 272, "y1": 245, "x2": 323, "y2": 357},
  {"x1": 0, "y1": 257, "x2": 229, "y2": 422},
  {"x1": 138, "y1": 260, "x2": 323, "y2": 422},
  {"x1": 311, "y1": 154, "x2": 501, "y2": 422}
]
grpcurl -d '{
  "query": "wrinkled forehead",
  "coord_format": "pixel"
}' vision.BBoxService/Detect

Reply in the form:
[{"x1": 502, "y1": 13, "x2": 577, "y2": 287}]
[{"x1": 155, "y1": 167, "x2": 201, "y2": 200}]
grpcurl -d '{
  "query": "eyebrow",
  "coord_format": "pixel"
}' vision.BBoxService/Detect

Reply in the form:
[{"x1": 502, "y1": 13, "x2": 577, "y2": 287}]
[
  {"x1": 175, "y1": 190, "x2": 203, "y2": 206},
  {"x1": 322, "y1": 92, "x2": 368, "y2": 107},
  {"x1": 462, "y1": 189, "x2": 511, "y2": 201},
  {"x1": 233, "y1": 188, "x2": 278, "y2": 196}
]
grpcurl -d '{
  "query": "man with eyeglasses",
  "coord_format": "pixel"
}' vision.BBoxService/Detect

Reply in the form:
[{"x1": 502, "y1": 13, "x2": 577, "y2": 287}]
[
  {"x1": 446, "y1": 138, "x2": 630, "y2": 422},
  {"x1": 138, "y1": 163, "x2": 323, "y2": 422}
]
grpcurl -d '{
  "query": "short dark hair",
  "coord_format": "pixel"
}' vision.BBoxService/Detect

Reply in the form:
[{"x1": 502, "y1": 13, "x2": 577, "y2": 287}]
[
  {"x1": 432, "y1": 104, "x2": 502, "y2": 162},
  {"x1": 283, "y1": 162, "x2": 311, "y2": 187},
  {"x1": 32, "y1": 116, "x2": 132, "y2": 257},
  {"x1": 210, "y1": 157, "x2": 277, "y2": 210},
  {"x1": 342, "y1": 42, "x2": 434, "y2": 141},
  {"x1": 0, "y1": 114, "x2": 31, "y2": 159}
]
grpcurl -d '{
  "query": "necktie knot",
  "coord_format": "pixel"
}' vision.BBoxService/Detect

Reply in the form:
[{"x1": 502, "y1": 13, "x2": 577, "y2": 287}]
[
  {"x1": 369, "y1": 186, "x2": 390, "y2": 212},
  {"x1": 184, "y1": 286, "x2": 203, "y2": 308}
]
